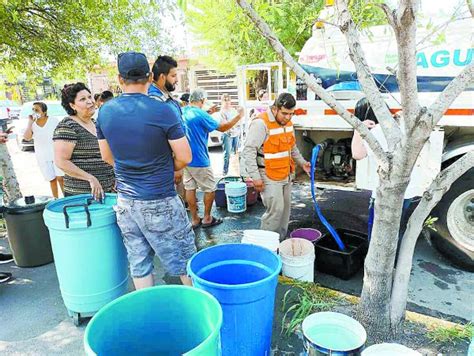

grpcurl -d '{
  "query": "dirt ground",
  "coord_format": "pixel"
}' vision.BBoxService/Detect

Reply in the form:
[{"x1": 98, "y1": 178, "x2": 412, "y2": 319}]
[{"x1": 272, "y1": 283, "x2": 471, "y2": 355}]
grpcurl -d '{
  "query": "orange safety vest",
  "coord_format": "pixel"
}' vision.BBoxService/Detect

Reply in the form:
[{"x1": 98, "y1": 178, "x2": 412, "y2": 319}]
[{"x1": 258, "y1": 111, "x2": 296, "y2": 181}]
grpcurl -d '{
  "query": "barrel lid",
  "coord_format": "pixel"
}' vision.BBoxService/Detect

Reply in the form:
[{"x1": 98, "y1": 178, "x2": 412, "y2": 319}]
[
  {"x1": 45, "y1": 194, "x2": 117, "y2": 214},
  {"x1": 5, "y1": 195, "x2": 53, "y2": 214}
]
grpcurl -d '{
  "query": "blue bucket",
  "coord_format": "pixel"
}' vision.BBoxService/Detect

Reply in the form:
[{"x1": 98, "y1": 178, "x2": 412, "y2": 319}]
[
  {"x1": 187, "y1": 243, "x2": 282, "y2": 356},
  {"x1": 43, "y1": 194, "x2": 128, "y2": 320},
  {"x1": 84, "y1": 286, "x2": 223, "y2": 356},
  {"x1": 225, "y1": 182, "x2": 247, "y2": 213}
]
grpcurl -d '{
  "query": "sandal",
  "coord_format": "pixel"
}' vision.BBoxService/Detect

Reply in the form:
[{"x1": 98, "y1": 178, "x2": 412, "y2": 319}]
[
  {"x1": 202, "y1": 217, "x2": 223, "y2": 229},
  {"x1": 192, "y1": 218, "x2": 202, "y2": 230},
  {"x1": 0, "y1": 272, "x2": 12, "y2": 284}
]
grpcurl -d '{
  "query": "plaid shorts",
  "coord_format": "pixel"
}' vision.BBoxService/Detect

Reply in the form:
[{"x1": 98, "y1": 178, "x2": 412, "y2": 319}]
[{"x1": 115, "y1": 194, "x2": 196, "y2": 278}]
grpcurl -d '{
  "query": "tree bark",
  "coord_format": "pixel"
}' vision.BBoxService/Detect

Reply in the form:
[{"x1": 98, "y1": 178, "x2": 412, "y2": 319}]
[
  {"x1": 0, "y1": 144, "x2": 22, "y2": 203},
  {"x1": 358, "y1": 174, "x2": 408, "y2": 341},
  {"x1": 390, "y1": 151, "x2": 474, "y2": 330},
  {"x1": 393, "y1": 0, "x2": 421, "y2": 133}
]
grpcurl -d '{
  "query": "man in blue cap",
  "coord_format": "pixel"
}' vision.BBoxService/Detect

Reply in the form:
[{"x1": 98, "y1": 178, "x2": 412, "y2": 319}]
[{"x1": 96, "y1": 51, "x2": 196, "y2": 289}]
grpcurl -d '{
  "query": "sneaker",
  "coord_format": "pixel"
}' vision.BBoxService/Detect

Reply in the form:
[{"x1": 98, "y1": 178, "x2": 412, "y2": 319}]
[
  {"x1": 0, "y1": 272, "x2": 12, "y2": 283},
  {"x1": 0, "y1": 253, "x2": 14, "y2": 264}
]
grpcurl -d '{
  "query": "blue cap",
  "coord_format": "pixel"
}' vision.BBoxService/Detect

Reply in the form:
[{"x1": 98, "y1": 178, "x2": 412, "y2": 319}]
[{"x1": 117, "y1": 51, "x2": 150, "y2": 80}]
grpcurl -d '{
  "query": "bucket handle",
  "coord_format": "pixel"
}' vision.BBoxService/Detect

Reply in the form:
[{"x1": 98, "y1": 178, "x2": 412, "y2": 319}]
[
  {"x1": 86, "y1": 195, "x2": 104, "y2": 205},
  {"x1": 63, "y1": 204, "x2": 91, "y2": 229},
  {"x1": 216, "y1": 176, "x2": 245, "y2": 186}
]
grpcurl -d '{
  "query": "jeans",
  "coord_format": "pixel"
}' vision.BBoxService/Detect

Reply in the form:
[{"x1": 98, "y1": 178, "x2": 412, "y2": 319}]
[
  {"x1": 115, "y1": 194, "x2": 196, "y2": 277},
  {"x1": 222, "y1": 134, "x2": 239, "y2": 175},
  {"x1": 368, "y1": 197, "x2": 413, "y2": 241}
]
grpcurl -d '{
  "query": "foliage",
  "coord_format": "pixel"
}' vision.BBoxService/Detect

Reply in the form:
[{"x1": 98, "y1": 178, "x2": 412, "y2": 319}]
[
  {"x1": 423, "y1": 216, "x2": 438, "y2": 231},
  {"x1": 279, "y1": 276, "x2": 343, "y2": 336},
  {"x1": 427, "y1": 323, "x2": 473, "y2": 345},
  {"x1": 0, "y1": 0, "x2": 180, "y2": 81},
  {"x1": 181, "y1": 0, "x2": 325, "y2": 72}
]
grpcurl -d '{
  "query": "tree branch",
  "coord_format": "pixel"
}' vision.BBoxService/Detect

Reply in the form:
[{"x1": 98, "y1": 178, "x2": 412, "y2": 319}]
[
  {"x1": 392, "y1": 0, "x2": 421, "y2": 132},
  {"x1": 377, "y1": 3, "x2": 397, "y2": 29},
  {"x1": 235, "y1": 0, "x2": 389, "y2": 167},
  {"x1": 424, "y1": 63, "x2": 474, "y2": 130},
  {"x1": 335, "y1": 0, "x2": 401, "y2": 151},
  {"x1": 390, "y1": 150, "x2": 474, "y2": 327}
]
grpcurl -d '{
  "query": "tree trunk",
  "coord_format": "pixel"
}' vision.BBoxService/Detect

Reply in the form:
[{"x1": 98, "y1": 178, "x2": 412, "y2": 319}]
[
  {"x1": 358, "y1": 176, "x2": 407, "y2": 341},
  {"x1": 0, "y1": 144, "x2": 22, "y2": 203}
]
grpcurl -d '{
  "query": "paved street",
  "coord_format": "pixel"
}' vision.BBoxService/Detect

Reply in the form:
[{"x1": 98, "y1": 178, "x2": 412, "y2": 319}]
[{"x1": 0, "y1": 141, "x2": 471, "y2": 355}]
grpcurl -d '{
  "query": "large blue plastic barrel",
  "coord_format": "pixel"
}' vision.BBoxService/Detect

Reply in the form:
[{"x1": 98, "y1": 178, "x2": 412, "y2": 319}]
[
  {"x1": 43, "y1": 194, "x2": 128, "y2": 320},
  {"x1": 188, "y1": 243, "x2": 282, "y2": 356},
  {"x1": 84, "y1": 286, "x2": 223, "y2": 356}
]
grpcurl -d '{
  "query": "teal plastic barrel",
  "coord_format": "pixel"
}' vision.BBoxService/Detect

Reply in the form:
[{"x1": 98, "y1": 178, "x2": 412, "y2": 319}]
[
  {"x1": 84, "y1": 286, "x2": 223, "y2": 356},
  {"x1": 43, "y1": 194, "x2": 128, "y2": 320}
]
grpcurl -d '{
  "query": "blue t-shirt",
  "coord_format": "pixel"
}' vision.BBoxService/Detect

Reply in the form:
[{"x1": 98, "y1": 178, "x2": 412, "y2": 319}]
[
  {"x1": 96, "y1": 93, "x2": 185, "y2": 200},
  {"x1": 182, "y1": 106, "x2": 219, "y2": 167}
]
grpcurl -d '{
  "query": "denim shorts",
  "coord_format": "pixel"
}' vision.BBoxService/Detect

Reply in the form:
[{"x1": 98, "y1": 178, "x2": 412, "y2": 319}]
[{"x1": 114, "y1": 194, "x2": 196, "y2": 278}]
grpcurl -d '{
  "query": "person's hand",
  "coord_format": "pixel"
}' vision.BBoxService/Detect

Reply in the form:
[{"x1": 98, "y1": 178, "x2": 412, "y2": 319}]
[
  {"x1": 253, "y1": 179, "x2": 265, "y2": 192},
  {"x1": 174, "y1": 170, "x2": 183, "y2": 185},
  {"x1": 237, "y1": 106, "x2": 245, "y2": 117},
  {"x1": 303, "y1": 162, "x2": 312, "y2": 176},
  {"x1": 207, "y1": 105, "x2": 218, "y2": 114},
  {"x1": 28, "y1": 114, "x2": 36, "y2": 124},
  {"x1": 363, "y1": 120, "x2": 376, "y2": 129},
  {"x1": 0, "y1": 132, "x2": 8, "y2": 144},
  {"x1": 88, "y1": 175, "x2": 104, "y2": 201}
]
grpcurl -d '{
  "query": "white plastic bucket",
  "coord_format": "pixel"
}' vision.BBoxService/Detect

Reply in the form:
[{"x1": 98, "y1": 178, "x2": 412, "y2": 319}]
[
  {"x1": 242, "y1": 230, "x2": 280, "y2": 253},
  {"x1": 361, "y1": 343, "x2": 422, "y2": 356},
  {"x1": 225, "y1": 182, "x2": 247, "y2": 213},
  {"x1": 279, "y1": 238, "x2": 315, "y2": 282},
  {"x1": 302, "y1": 312, "x2": 367, "y2": 355}
]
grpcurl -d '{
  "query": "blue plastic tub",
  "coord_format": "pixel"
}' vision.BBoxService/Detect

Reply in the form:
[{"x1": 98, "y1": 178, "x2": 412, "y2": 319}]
[
  {"x1": 43, "y1": 194, "x2": 128, "y2": 324},
  {"x1": 84, "y1": 286, "x2": 223, "y2": 356},
  {"x1": 188, "y1": 243, "x2": 282, "y2": 356}
]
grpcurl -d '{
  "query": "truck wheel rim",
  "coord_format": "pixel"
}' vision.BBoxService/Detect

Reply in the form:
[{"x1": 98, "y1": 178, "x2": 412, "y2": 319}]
[{"x1": 447, "y1": 190, "x2": 474, "y2": 252}]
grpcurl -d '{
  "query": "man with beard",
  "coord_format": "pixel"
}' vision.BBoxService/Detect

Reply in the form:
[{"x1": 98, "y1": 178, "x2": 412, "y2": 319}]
[{"x1": 149, "y1": 55, "x2": 187, "y2": 201}]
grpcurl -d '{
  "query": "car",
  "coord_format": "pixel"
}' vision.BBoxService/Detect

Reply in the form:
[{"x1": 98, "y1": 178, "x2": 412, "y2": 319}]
[
  {"x1": 0, "y1": 99, "x2": 21, "y2": 120},
  {"x1": 14, "y1": 101, "x2": 67, "y2": 151}
]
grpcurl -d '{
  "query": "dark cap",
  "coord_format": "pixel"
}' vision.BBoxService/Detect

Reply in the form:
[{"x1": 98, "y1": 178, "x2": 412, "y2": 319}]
[{"x1": 118, "y1": 51, "x2": 150, "y2": 80}]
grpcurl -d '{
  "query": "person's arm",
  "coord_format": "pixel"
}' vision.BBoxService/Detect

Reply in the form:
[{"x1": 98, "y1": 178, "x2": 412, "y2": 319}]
[
  {"x1": 98, "y1": 139, "x2": 115, "y2": 167},
  {"x1": 241, "y1": 119, "x2": 267, "y2": 192},
  {"x1": 216, "y1": 107, "x2": 244, "y2": 132},
  {"x1": 23, "y1": 116, "x2": 35, "y2": 141},
  {"x1": 54, "y1": 140, "x2": 104, "y2": 199},
  {"x1": 169, "y1": 137, "x2": 192, "y2": 171},
  {"x1": 291, "y1": 144, "x2": 311, "y2": 175},
  {"x1": 351, "y1": 120, "x2": 375, "y2": 160}
]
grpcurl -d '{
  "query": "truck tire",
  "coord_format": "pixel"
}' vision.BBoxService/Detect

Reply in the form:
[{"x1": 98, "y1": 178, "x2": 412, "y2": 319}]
[{"x1": 430, "y1": 167, "x2": 474, "y2": 271}]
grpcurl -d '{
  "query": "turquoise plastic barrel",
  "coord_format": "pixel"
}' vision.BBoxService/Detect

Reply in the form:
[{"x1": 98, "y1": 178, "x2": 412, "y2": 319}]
[
  {"x1": 225, "y1": 182, "x2": 247, "y2": 213},
  {"x1": 84, "y1": 285, "x2": 223, "y2": 355},
  {"x1": 43, "y1": 194, "x2": 128, "y2": 316},
  {"x1": 188, "y1": 243, "x2": 282, "y2": 355}
]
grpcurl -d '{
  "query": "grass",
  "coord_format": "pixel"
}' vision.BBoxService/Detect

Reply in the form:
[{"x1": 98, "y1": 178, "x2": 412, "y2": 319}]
[
  {"x1": 427, "y1": 322, "x2": 473, "y2": 345},
  {"x1": 279, "y1": 276, "x2": 344, "y2": 336}
]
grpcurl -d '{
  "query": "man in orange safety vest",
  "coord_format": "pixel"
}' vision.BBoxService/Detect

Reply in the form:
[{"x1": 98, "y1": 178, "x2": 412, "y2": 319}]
[{"x1": 242, "y1": 93, "x2": 311, "y2": 238}]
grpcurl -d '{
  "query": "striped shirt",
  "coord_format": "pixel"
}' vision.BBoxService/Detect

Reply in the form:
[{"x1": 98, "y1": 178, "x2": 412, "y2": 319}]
[{"x1": 53, "y1": 117, "x2": 115, "y2": 195}]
